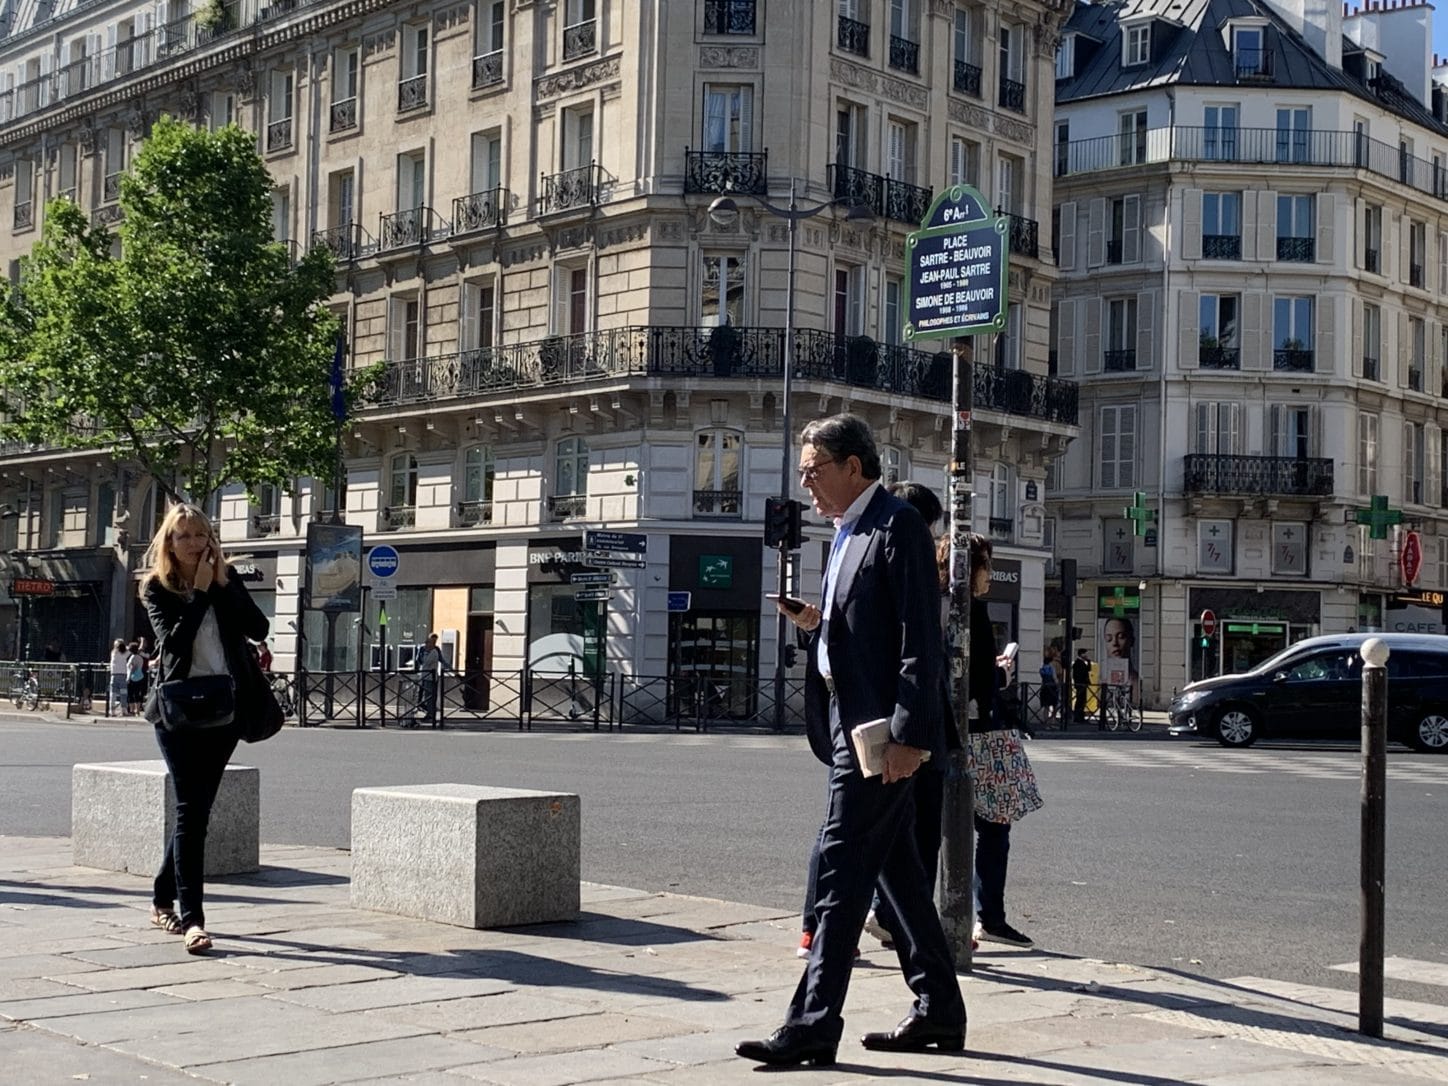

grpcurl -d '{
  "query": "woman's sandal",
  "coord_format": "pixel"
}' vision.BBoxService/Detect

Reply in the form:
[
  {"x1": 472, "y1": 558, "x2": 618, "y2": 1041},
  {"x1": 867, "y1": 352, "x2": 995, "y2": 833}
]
[
  {"x1": 150, "y1": 907, "x2": 183, "y2": 935},
  {"x1": 183, "y1": 927, "x2": 213, "y2": 955}
]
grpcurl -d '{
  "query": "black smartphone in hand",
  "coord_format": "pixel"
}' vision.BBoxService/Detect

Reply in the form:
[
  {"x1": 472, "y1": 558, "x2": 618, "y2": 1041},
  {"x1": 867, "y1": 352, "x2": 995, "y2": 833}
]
[{"x1": 765, "y1": 593, "x2": 809, "y2": 614}]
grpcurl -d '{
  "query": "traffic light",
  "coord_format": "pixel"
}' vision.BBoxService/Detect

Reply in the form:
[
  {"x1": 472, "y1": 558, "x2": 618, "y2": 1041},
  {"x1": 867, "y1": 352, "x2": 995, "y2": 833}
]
[
  {"x1": 764, "y1": 497, "x2": 803, "y2": 549},
  {"x1": 1070, "y1": 626, "x2": 1084, "y2": 641},
  {"x1": 1199, "y1": 636, "x2": 1211, "y2": 649},
  {"x1": 783, "y1": 644, "x2": 799, "y2": 669}
]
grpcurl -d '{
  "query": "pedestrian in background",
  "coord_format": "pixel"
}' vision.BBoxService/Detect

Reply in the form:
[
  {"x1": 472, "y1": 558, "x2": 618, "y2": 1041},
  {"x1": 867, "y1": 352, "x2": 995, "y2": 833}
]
[
  {"x1": 141, "y1": 503, "x2": 269, "y2": 955},
  {"x1": 414, "y1": 633, "x2": 443, "y2": 727},
  {"x1": 966, "y1": 533, "x2": 1043, "y2": 949},
  {"x1": 107, "y1": 639, "x2": 129, "y2": 717},
  {"x1": 1037, "y1": 647, "x2": 1061, "y2": 725},
  {"x1": 125, "y1": 640, "x2": 146, "y2": 715},
  {"x1": 1072, "y1": 647, "x2": 1092, "y2": 724}
]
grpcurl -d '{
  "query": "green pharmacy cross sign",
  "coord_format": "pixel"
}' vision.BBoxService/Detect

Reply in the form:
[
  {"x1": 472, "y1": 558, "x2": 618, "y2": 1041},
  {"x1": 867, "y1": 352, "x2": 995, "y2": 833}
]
[
  {"x1": 1354, "y1": 494, "x2": 1402, "y2": 540},
  {"x1": 1124, "y1": 491, "x2": 1156, "y2": 536},
  {"x1": 1099, "y1": 586, "x2": 1141, "y2": 617},
  {"x1": 903, "y1": 184, "x2": 1009, "y2": 340}
]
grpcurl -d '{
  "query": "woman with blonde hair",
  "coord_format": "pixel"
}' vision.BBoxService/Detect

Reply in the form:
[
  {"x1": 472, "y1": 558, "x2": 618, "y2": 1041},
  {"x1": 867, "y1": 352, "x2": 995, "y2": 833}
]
[{"x1": 141, "y1": 502, "x2": 268, "y2": 954}]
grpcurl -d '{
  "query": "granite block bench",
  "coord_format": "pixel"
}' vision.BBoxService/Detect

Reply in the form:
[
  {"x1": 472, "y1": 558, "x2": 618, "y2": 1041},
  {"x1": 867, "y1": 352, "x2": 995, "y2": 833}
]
[
  {"x1": 351, "y1": 784, "x2": 580, "y2": 928},
  {"x1": 72, "y1": 761, "x2": 260, "y2": 876}
]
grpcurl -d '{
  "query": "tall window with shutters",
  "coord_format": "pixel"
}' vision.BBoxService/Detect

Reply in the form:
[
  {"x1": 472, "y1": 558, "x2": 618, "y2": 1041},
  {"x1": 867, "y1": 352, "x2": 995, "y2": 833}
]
[
  {"x1": 389, "y1": 296, "x2": 421, "y2": 362},
  {"x1": 1099, "y1": 405, "x2": 1137, "y2": 489},
  {"x1": 1404, "y1": 422, "x2": 1426, "y2": 504},
  {"x1": 460, "y1": 279, "x2": 496, "y2": 360},
  {"x1": 1269, "y1": 404, "x2": 1313, "y2": 460},
  {"x1": 832, "y1": 265, "x2": 865, "y2": 336},
  {"x1": 1194, "y1": 402, "x2": 1240, "y2": 454},
  {"x1": 1358, "y1": 412, "x2": 1378, "y2": 495},
  {"x1": 949, "y1": 137, "x2": 979, "y2": 187},
  {"x1": 1118, "y1": 109, "x2": 1147, "y2": 165},
  {"x1": 702, "y1": 84, "x2": 754, "y2": 153}
]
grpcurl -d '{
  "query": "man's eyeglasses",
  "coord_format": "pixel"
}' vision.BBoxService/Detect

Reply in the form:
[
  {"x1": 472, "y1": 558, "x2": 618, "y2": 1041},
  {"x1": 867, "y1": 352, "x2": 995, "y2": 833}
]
[{"x1": 797, "y1": 458, "x2": 835, "y2": 483}]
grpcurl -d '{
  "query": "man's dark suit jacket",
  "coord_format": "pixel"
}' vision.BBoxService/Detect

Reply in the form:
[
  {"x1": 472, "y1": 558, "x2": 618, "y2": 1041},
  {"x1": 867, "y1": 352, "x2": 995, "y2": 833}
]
[{"x1": 802, "y1": 486, "x2": 948, "y2": 768}]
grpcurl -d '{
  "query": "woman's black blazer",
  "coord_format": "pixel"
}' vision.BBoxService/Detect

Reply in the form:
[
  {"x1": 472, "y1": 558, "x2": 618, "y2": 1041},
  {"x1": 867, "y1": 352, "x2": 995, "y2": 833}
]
[{"x1": 142, "y1": 568, "x2": 270, "y2": 683}]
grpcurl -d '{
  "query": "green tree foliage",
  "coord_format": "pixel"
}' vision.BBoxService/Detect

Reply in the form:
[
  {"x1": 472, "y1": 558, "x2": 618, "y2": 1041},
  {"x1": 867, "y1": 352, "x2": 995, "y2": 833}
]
[{"x1": 0, "y1": 116, "x2": 347, "y2": 506}]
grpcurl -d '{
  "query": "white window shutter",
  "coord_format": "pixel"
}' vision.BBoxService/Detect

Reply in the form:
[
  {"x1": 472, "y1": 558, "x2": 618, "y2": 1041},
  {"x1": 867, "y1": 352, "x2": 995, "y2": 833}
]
[
  {"x1": 459, "y1": 281, "x2": 478, "y2": 351},
  {"x1": 1178, "y1": 290, "x2": 1199, "y2": 370},
  {"x1": 1057, "y1": 299, "x2": 1076, "y2": 375},
  {"x1": 1315, "y1": 295, "x2": 1334, "y2": 375},
  {"x1": 1226, "y1": 402, "x2": 1241, "y2": 454},
  {"x1": 1058, "y1": 201, "x2": 1077, "y2": 271},
  {"x1": 1194, "y1": 403, "x2": 1213, "y2": 453},
  {"x1": 1083, "y1": 297, "x2": 1102, "y2": 374},
  {"x1": 389, "y1": 300, "x2": 405, "y2": 360},
  {"x1": 1255, "y1": 190, "x2": 1276, "y2": 263},
  {"x1": 38, "y1": 54, "x2": 51, "y2": 108},
  {"x1": 1135, "y1": 289, "x2": 1154, "y2": 368},
  {"x1": 1182, "y1": 188, "x2": 1202, "y2": 261},
  {"x1": 1100, "y1": 408, "x2": 1118, "y2": 489},
  {"x1": 1269, "y1": 404, "x2": 1283, "y2": 457},
  {"x1": 1354, "y1": 197, "x2": 1364, "y2": 267},
  {"x1": 1123, "y1": 194, "x2": 1142, "y2": 263},
  {"x1": 1382, "y1": 208, "x2": 1396, "y2": 278},
  {"x1": 1241, "y1": 292, "x2": 1263, "y2": 369},
  {"x1": 1086, "y1": 197, "x2": 1105, "y2": 267},
  {"x1": 1120, "y1": 406, "x2": 1137, "y2": 488},
  {"x1": 1315, "y1": 191, "x2": 1333, "y2": 264},
  {"x1": 1398, "y1": 310, "x2": 1410, "y2": 388},
  {"x1": 1351, "y1": 302, "x2": 1364, "y2": 378}
]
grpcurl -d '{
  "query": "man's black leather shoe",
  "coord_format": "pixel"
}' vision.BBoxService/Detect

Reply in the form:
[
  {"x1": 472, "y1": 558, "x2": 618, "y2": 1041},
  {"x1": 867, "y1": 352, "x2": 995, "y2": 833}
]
[
  {"x1": 860, "y1": 1014, "x2": 966, "y2": 1053},
  {"x1": 736, "y1": 1026, "x2": 838, "y2": 1066}
]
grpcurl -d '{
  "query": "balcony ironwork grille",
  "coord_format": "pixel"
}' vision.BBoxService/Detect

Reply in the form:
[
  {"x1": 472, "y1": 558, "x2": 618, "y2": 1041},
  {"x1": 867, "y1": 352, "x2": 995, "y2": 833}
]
[
  {"x1": 884, "y1": 176, "x2": 932, "y2": 224},
  {"x1": 998, "y1": 76, "x2": 1025, "y2": 112},
  {"x1": 693, "y1": 490, "x2": 742, "y2": 518},
  {"x1": 1000, "y1": 211, "x2": 1039, "y2": 259},
  {"x1": 889, "y1": 35, "x2": 919, "y2": 73},
  {"x1": 1363, "y1": 356, "x2": 1379, "y2": 381},
  {"x1": 828, "y1": 163, "x2": 884, "y2": 216},
  {"x1": 684, "y1": 149, "x2": 768, "y2": 196},
  {"x1": 456, "y1": 500, "x2": 493, "y2": 526},
  {"x1": 953, "y1": 60, "x2": 981, "y2": 96},
  {"x1": 453, "y1": 187, "x2": 508, "y2": 234},
  {"x1": 1276, "y1": 236, "x2": 1315, "y2": 261},
  {"x1": 1273, "y1": 348, "x2": 1314, "y2": 371},
  {"x1": 329, "y1": 97, "x2": 357, "y2": 132},
  {"x1": 250, "y1": 513, "x2": 281, "y2": 536},
  {"x1": 563, "y1": 19, "x2": 597, "y2": 60},
  {"x1": 837, "y1": 14, "x2": 869, "y2": 55},
  {"x1": 1364, "y1": 248, "x2": 1380, "y2": 273},
  {"x1": 312, "y1": 223, "x2": 362, "y2": 261},
  {"x1": 1198, "y1": 346, "x2": 1240, "y2": 369},
  {"x1": 1106, "y1": 240, "x2": 1123, "y2": 264},
  {"x1": 703, "y1": 0, "x2": 755, "y2": 34},
  {"x1": 397, "y1": 74, "x2": 428, "y2": 111},
  {"x1": 548, "y1": 494, "x2": 587, "y2": 521},
  {"x1": 266, "y1": 117, "x2": 292, "y2": 151},
  {"x1": 378, "y1": 206, "x2": 447, "y2": 250},
  {"x1": 360, "y1": 326, "x2": 1081, "y2": 425},
  {"x1": 1183, "y1": 453, "x2": 1332, "y2": 497},
  {"x1": 538, "y1": 163, "x2": 602, "y2": 215},
  {"x1": 12, "y1": 201, "x2": 32, "y2": 230},
  {"x1": 1233, "y1": 47, "x2": 1273, "y2": 79},
  {"x1": 472, "y1": 50, "x2": 503, "y2": 88},
  {"x1": 380, "y1": 505, "x2": 415, "y2": 531},
  {"x1": 92, "y1": 204, "x2": 123, "y2": 226},
  {"x1": 1104, "y1": 349, "x2": 1136, "y2": 372},
  {"x1": 1203, "y1": 234, "x2": 1241, "y2": 259},
  {"x1": 103, "y1": 172, "x2": 122, "y2": 202},
  {"x1": 988, "y1": 517, "x2": 1014, "y2": 542}
]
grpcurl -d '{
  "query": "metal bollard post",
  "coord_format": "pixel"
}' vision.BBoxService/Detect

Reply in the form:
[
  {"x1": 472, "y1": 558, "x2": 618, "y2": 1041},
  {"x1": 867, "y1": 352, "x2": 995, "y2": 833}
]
[{"x1": 1358, "y1": 637, "x2": 1389, "y2": 1039}]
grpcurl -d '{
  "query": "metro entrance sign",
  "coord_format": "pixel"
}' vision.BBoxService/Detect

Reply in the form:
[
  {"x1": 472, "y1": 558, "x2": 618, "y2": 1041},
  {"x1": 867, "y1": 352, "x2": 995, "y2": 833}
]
[{"x1": 903, "y1": 184, "x2": 1009, "y2": 341}]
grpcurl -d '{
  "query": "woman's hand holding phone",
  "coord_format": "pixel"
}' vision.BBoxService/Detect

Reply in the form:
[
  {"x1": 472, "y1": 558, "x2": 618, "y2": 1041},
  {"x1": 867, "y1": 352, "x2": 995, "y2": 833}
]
[{"x1": 194, "y1": 547, "x2": 216, "y2": 591}]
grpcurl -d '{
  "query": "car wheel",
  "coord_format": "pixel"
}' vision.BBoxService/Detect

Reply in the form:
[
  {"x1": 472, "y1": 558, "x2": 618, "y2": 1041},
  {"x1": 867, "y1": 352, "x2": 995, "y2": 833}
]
[
  {"x1": 1215, "y1": 706, "x2": 1259, "y2": 748},
  {"x1": 1410, "y1": 712, "x2": 1448, "y2": 753}
]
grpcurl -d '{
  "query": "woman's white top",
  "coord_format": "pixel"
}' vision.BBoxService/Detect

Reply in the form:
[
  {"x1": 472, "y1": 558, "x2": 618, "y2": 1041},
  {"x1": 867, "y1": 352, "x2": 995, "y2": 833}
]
[
  {"x1": 109, "y1": 649, "x2": 128, "y2": 676},
  {"x1": 189, "y1": 606, "x2": 230, "y2": 677}
]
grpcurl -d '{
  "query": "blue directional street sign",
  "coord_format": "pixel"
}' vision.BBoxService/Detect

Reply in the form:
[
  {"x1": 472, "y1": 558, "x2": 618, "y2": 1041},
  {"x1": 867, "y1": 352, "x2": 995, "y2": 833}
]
[
  {"x1": 367, "y1": 544, "x2": 400, "y2": 579},
  {"x1": 903, "y1": 184, "x2": 1009, "y2": 341},
  {"x1": 667, "y1": 591, "x2": 692, "y2": 613}
]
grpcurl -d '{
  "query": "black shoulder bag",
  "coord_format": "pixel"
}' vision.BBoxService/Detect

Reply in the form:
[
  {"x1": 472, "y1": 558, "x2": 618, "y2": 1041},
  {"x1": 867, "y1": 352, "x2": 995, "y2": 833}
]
[
  {"x1": 148, "y1": 673, "x2": 236, "y2": 732},
  {"x1": 232, "y1": 641, "x2": 285, "y2": 744}
]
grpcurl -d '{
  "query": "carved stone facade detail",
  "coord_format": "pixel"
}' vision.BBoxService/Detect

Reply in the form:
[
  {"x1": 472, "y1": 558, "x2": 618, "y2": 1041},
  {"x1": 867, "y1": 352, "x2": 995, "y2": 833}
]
[
  {"x1": 76, "y1": 125, "x2": 96, "y2": 153},
  {"x1": 697, "y1": 45, "x2": 758, "y2": 68},
  {"x1": 500, "y1": 243, "x2": 546, "y2": 268},
  {"x1": 879, "y1": 74, "x2": 928, "y2": 109},
  {"x1": 946, "y1": 99, "x2": 1034, "y2": 144},
  {"x1": 602, "y1": 223, "x2": 647, "y2": 247},
  {"x1": 656, "y1": 220, "x2": 685, "y2": 242},
  {"x1": 124, "y1": 107, "x2": 147, "y2": 137},
  {"x1": 235, "y1": 64, "x2": 256, "y2": 95},
  {"x1": 536, "y1": 56, "x2": 621, "y2": 100}
]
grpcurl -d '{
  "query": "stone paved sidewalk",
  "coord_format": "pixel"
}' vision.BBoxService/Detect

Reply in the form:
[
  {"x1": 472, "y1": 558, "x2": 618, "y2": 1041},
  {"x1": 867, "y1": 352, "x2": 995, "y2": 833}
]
[{"x1": 1, "y1": 834, "x2": 1444, "y2": 1084}]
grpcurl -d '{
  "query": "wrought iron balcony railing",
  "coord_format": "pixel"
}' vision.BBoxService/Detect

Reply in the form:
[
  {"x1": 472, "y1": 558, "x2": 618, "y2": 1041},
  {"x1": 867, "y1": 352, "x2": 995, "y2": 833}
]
[
  {"x1": 12, "y1": 201, "x2": 32, "y2": 230},
  {"x1": 379, "y1": 505, "x2": 415, "y2": 531},
  {"x1": 1104, "y1": 349, "x2": 1136, "y2": 372},
  {"x1": 92, "y1": 204, "x2": 123, "y2": 226},
  {"x1": 953, "y1": 60, "x2": 982, "y2": 97},
  {"x1": 563, "y1": 19, "x2": 597, "y2": 60},
  {"x1": 266, "y1": 116, "x2": 293, "y2": 152},
  {"x1": 330, "y1": 97, "x2": 357, "y2": 132},
  {"x1": 889, "y1": 35, "x2": 919, "y2": 73},
  {"x1": 360, "y1": 326, "x2": 1080, "y2": 427},
  {"x1": 548, "y1": 494, "x2": 587, "y2": 521},
  {"x1": 250, "y1": 513, "x2": 281, "y2": 537},
  {"x1": 1363, "y1": 247, "x2": 1380, "y2": 273},
  {"x1": 999, "y1": 210, "x2": 1039, "y2": 259},
  {"x1": 1276, "y1": 236, "x2": 1315, "y2": 262},
  {"x1": 1363, "y1": 356, "x2": 1380, "y2": 381},
  {"x1": 397, "y1": 74, "x2": 428, "y2": 112},
  {"x1": 999, "y1": 76, "x2": 1026, "y2": 112},
  {"x1": 1198, "y1": 345, "x2": 1240, "y2": 369},
  {"x1": 472, "y1": 51, "x2": 503, "y2": 88},
  {"x1": 684, "y1": 149, "x2": 768, "y2": 196},
  {"x1": 379, "y1": 206, "x2": 449, "y2": 250},
  {"x1": 693, "y1": 489, "x2": 742, "y2": 518},
  {"x1": 312, "y1": 223, "x2": 365, "y2": 261},
  {"x1": 988, "y1": 517, "x2": 1014, "y2": 543},
  {"x1": 828, "y1": 163, "x2": 884, "y2": 216},
  {"x1": 1233, "y1": 46, "x2": 1273, "y2": 79},
  {"x1": 455, "y1": 499, "x2": 493, "y2": 527},
  {"x1": 1273, "y1": 348, "x2": 1314, "y2": 371},
  {"x1": 453, "y1": 187, "x2": 508, "y2": 234},
  {"x1": 1203, "y1": 234, "x2": 1241, "y2": 259},
  {"x1": 704, "y1": 0, "x2": 756, "y2": 34},
  {"x1": 884, "y1": 176, "x2": 931, "y2": 224},
  {"x1": 837, "y1": 14, "x2": 869, "y2": 55},
  {"x1": 538, "y1": 163, "x2": 603, "y2": 215},
  {"x1": 1183, "y1": 453, "x2": 1333, "y2": 497},
  {"x1": 103, "y1": 172, "x2": 122, "y2": 202}
]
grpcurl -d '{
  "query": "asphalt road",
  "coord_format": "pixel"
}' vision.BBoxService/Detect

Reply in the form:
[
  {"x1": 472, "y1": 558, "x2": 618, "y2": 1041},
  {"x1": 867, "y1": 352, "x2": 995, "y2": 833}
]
[{"x1": 2, "y1": 715, "x2": 1444, "y2": 1007}]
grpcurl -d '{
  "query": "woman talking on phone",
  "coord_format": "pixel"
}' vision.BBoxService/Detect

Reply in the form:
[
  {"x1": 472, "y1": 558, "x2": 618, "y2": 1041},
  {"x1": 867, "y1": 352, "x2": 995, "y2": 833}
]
[{"x1": 141, "y1": 503, "x2": 269, "y2": 954}]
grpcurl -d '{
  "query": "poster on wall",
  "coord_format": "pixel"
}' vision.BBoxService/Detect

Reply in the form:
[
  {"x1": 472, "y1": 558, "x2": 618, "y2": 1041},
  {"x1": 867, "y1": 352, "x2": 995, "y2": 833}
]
[
  {"x1": 1096, "y1": 585, "x2": 1141, "y2": 696},
  {"x1": 305, "y1": 522, "x2": 363, "y2": 612}
]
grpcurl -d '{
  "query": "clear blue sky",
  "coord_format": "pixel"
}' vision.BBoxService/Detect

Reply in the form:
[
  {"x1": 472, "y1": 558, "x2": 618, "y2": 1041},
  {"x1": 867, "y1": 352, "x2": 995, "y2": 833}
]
[{"x1": 1438, "y1": 20, "x2": 1448, "y2": 68}]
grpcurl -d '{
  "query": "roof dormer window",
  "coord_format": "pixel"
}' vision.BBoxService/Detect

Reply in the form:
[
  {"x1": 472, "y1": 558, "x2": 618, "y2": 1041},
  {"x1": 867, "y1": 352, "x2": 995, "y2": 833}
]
[
  {"x1": 1228, "y1": 22, "x2": 1269, "y2": 78},
  {"x1": 1124, "y1": 23, "x2": 1150, "y2": 66}
]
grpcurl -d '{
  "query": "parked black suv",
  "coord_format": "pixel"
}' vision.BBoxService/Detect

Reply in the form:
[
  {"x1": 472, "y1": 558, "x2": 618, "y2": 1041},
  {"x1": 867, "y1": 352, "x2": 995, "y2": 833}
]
[{"x1": 1168, "y1": 633, "x2": 1448, "y2": 752}]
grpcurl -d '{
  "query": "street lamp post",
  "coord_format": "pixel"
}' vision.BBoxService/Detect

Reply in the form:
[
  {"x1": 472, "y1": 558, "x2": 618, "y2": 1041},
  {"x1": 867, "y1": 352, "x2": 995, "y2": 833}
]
[{"x1": 707, "y1": 182, "x2": 873, "y2": 730}]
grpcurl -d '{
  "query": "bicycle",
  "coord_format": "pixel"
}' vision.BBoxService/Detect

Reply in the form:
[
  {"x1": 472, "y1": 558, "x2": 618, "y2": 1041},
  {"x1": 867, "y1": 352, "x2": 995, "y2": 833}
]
[
  {"x1": 267, "y1": 673, "x2": 295, "y2": 718},
  {"x1": 11, "y1": 670, "x2": 39, "y2": 712},
  {"x1": 1101, "y1": 685, "x2": 1142, "y2": 732}
]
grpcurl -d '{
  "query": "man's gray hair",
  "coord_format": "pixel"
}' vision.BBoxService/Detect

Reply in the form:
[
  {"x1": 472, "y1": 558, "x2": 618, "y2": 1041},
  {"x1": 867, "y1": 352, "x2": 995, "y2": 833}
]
[{"x1": 799, "y1": 413, "x2": 882, "y2": 480}]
